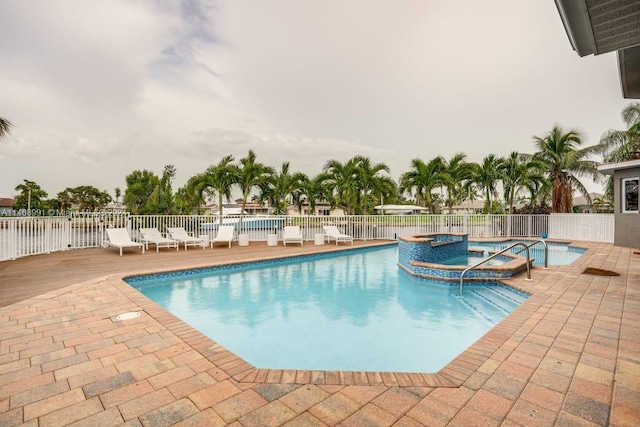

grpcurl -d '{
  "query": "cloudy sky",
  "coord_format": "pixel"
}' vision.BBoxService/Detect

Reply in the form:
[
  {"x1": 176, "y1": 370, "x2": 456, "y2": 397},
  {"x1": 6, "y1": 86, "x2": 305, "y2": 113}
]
[{"x1": 0, "y1": 0, "x2": 632, "y2": 199}]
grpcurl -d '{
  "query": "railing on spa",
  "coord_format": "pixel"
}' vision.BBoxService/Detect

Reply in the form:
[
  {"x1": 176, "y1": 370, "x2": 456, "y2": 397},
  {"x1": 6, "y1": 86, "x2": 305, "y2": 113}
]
[
  {"x1": 459, "y1": 242, "x2": 533, "y2": 297},
  {"x1": 0, "y1": 213, "x2": 613, "y2": 262}
]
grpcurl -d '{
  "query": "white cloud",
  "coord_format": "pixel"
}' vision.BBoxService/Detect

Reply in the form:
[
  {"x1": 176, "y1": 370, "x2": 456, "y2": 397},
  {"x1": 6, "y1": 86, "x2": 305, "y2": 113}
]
[{"x1": 0, "y1": 0, "x2": 630, "y2": 198}]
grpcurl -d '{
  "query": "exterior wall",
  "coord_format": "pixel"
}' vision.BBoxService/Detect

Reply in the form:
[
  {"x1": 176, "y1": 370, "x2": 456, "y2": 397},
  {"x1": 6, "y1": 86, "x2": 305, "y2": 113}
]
[{"x1": 613, "y1": 166, "x2": 640, "y2": 248}]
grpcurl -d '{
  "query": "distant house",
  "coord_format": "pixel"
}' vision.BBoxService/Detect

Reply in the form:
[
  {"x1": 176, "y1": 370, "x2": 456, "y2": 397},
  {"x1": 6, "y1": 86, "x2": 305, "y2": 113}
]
[
  {"x1": 373, "y1": 204, "x2": 431, "y2": 215},
  {"x1": 104, "y1": 202, "x2": 127, "y2": 214},
  {"x1": 572, "y1": 192, "x2": 603, "y2": 213},
  {"x1": 287, "y1": 203, "x2": 345, "y2": 216},
  {"x1": 448, "y1": 200, "x2": 485, "y2": 214},
  {"x1": 203, "y1": 204, "x2": 246, "y2": 216},
  {"x1": 0, "y1": 198, "x2": 16, "y2": 216}
]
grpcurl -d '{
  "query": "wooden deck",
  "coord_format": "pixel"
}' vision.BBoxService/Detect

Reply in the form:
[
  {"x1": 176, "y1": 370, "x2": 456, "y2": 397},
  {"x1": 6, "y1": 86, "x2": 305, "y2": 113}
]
[
  {"x1": 0, "y1": 240, "x2": 638, "y2": 426},
  {"x1": 0, "y1": 240, "x2": 390, "y2": 308}
]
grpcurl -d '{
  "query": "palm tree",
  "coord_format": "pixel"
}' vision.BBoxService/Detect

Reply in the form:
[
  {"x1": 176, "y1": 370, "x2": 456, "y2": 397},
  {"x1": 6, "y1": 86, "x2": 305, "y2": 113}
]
[
  {"x1": 592, "y1": 195, "x2": 612, "y2": 213},
  {"x1": 237, "y1": 150, "x2": 274, "y2": 231},
  {"x1": 598, "y1": 102, "x2": 640, "y2": 162},
  {"x1": 473, "y1": 154, "x2": 505, "y2": 214},
  {"x1": 399, "y1": 157, "x2": 445, "y2": 213},
  {"x1": 532, "y1": 125, "x2": 600, "y2": 213},
  {"x1": 367, "y1": 174, "x2": 398, "y2": 214},
  {"x1": 352, "y1": 156, "x2": 394, "y2": 214},
  {"x1": 597, "y1": 103, "x2": 640, "y2": 199},
  {"x1": 501, "y1": 151, "x2": 546, "y2": 214},
  {"x1": 441, "y1": 153, "x2": 476, "y2": 214},
  {"x1": 257, "y1": 162, "x2": 307, "y2": 215},
  {"x1": 322, "y1": 157, "x2": 361, "y2": 215},
  {"x1": 0, "y1": 116, "x2": 12, "y2": 140},
  {"x1": 296, "y1": 174, "x2": 332, "y2": 215},
  {"x1": 191, "y1": 155, "x2": 239, "y2": 224}
]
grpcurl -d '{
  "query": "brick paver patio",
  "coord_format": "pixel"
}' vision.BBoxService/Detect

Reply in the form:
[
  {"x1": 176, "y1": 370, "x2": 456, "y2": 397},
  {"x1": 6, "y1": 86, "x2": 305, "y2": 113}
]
[{"x1": 0, "y1": 240, "x2": 638, "y2": 426}]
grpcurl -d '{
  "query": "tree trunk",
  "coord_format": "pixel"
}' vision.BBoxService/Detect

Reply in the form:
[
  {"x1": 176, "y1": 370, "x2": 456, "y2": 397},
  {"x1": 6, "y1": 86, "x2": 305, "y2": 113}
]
[{"x1": 552, "y1": 174, "x2": 573, "y2": 213}]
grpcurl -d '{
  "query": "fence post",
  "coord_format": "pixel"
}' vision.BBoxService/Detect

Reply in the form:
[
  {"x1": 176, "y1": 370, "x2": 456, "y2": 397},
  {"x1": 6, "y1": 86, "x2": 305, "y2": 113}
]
[
  {"x1": 10, "y1": 219, "x2": 17, "y2": 260},
  {"x1": 63, "y1": 217, "x2": 70, "y2": 251},
  {"x1": 45, "y1": 219, "x2": 51, "y2": 253}
]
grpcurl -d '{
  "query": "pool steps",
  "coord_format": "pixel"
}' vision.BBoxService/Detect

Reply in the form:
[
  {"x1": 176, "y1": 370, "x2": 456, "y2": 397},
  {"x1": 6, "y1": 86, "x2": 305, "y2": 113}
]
[{"x1": 462, "y1": 286, "x2": 526, "y2": 325}]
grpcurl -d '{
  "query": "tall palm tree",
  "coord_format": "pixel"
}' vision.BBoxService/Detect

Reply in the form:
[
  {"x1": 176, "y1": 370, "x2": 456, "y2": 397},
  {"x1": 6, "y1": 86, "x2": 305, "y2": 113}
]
[
  {"x1": 257, "y1": 162, "x2": 307, "y2": 215},
  {"x1": 322, "y1": 157, "x2": 361, "y2": 215},
  {"x1": 0, "y1": 116, "x2": 12, "y2": 140},
  {"x1": 501, "y1": 151, "x2": 546, "y2": 214},
  {"x1": 352, "y1": 156, "x2": 394, "y2": 214},
  {"x1": 191, "y1": 155, "x2": 239, "y2": 224},
  {"x1": 473, "y1": 154, "x2": 505, "y2": 214},
  {"x1": 367, "y1": 174, "x2": 398, "y2": 215},
  {"x1": 296, "y1": 174, "x2": 332, "y2": 215},
  {"x1": 532, "y1": 125, "x2": 600, "y2": 213},
  {"x1": 237, "y1": 150, "x2": 274, "y2": 231},
  {"x1": 399, "y1": 157, "x2": 446, "y2": 213},
  {"x1": 441, "y1": 153, "x2": 475, "y2": 214}
]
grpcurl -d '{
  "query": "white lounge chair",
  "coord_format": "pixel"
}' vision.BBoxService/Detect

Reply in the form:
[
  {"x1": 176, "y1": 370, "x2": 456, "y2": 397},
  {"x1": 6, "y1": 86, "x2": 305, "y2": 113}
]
[
  {"x1": 167, "y1": 227, "x2": 205, "y2": 250},
  {"x1": 322, "y1": 225, "x2": 353, "y2": 245},
  {"x1": 283, "y1": 226, "x2": 303, "y2": 246},
  {"x1": 139, "y1": 228, "x2": 179, "y2": 252},
  {"x1": 105, "y1": 228, "x2": 145, "y2": 256},
  {"x1": 211, "y1": 225, "x2": 235, "y2": 248}
]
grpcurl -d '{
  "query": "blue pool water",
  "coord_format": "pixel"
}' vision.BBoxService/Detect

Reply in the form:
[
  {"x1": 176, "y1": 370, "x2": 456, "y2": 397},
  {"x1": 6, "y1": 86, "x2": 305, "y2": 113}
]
[
  {"x1": 127, "y1": 246, "x2": 527, "y2": 373},
  {"x1": 468, "y1": 240, "x2": 586, "y2": 265}
]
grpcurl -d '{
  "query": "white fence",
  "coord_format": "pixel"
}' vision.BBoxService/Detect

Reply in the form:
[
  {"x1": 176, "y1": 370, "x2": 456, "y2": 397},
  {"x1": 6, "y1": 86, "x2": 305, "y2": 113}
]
[
  {"x1": 0, "y1": 213, "x2": 613, "y2": 262},
  {"x1": 548, "y1": 213, "x2": 615, "y2": 243}
]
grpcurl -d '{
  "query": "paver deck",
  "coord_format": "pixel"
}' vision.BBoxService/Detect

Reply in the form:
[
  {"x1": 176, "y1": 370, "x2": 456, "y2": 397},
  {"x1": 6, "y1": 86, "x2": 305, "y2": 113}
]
[{"x1": 0, "y1": 239, "x2": 638, "y2": 426}]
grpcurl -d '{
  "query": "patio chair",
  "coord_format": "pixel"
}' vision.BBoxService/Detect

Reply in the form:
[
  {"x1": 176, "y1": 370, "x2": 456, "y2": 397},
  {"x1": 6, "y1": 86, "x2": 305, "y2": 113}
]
[
  {"x1": 211, "y1": 225, "x2": 235, "y2": 248},
  {"x1": 167, "y1": 227, "x2": 205, "y2": 250},
  {"x1": 283, "y1": 226, "x2": 303, "y2": 246},
  {"x1": 139, "y1": 228, "x2": 179, "y2": 252},
  {"x1": 322, "y1": 225, "x2": 353, "y2": 245},
  {"x1": 105, "y1": 228, "x2": 145, "y2": 256}
]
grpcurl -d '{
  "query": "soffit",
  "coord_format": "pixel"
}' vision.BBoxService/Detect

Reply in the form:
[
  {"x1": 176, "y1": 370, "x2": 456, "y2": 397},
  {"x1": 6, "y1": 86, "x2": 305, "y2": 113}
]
[
  {"x1": 556, "y1": 0, "x2": 640, "y2": 98},
  {"x1": 588, "y1": 0, "x2": 640, "y2": 55}
]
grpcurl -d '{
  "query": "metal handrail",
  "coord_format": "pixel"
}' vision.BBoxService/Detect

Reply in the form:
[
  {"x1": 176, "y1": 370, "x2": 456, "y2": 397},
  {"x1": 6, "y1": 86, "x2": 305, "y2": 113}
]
[
  {"x1": 512, "y1": 239, "x2": 548, "y2": 269},
  {"x1": 459, "y1": 242, "x2": 532, "y2": 297}
]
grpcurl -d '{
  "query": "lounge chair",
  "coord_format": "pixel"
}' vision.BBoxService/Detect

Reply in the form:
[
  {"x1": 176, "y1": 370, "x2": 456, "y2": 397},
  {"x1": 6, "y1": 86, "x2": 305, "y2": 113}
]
[
  {"x1": 211, "y1": 225, "x2": 235, "y2": 248},
  {"x1": 322, "y1": 225, "x2": 353, "y2": 245},
  {"x1": 105, "y1": 228, "x2": 145, "y2": 256},
  {"x1": 167, "y1": 227, "x2": 205, "y2": 250},
  {"x1": 283, "y1": 226, "x2": 303, "y2": 246},
  {"x1": 139, "y1": 228, "x2": 179, "y2": 252}
]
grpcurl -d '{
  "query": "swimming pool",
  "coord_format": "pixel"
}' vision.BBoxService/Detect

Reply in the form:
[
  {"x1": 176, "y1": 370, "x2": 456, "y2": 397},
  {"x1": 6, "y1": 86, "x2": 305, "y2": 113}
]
[
  {"x1": 468, "y1": 240, "x2": 586, "y2": 265},
  {"x1": 127, "y1": 245, "x2": 527, "y2": 373}
]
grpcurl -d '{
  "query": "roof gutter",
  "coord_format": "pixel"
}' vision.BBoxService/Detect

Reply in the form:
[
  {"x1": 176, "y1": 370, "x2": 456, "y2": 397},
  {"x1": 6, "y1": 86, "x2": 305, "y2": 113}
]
[{"x1": 554, "y1": 0, "x2": 597, "y2": 56}]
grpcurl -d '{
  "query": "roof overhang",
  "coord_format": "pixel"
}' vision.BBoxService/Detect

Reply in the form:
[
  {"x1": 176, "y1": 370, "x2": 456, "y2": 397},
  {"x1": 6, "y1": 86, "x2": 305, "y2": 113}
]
[
  {"x1": 619, "y1": 46, "x2": 640, "y2": 98},
  {"x1": 555, "y1": 0, "x2": 640, "y2": 98},
  {"x1": 598, "y1": 158, "x2": 640, "y2": 175}
]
